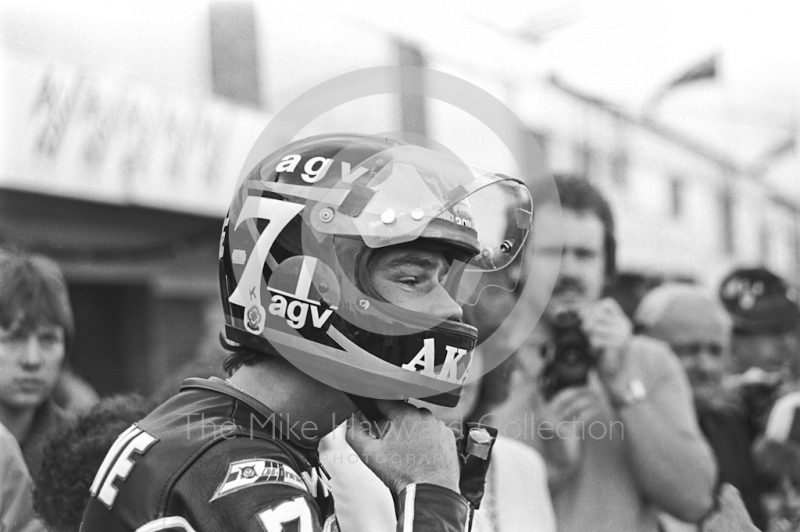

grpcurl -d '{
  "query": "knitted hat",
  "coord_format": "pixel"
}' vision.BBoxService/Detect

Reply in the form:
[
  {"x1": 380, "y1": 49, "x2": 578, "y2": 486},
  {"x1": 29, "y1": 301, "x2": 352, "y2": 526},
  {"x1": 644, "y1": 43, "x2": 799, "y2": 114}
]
[
  {"x1": 719, "y1": 267, "x2": 800, "y2": 335},
  {"x1": 634, "y1": 283, "x2": 731, "y2": 345}
]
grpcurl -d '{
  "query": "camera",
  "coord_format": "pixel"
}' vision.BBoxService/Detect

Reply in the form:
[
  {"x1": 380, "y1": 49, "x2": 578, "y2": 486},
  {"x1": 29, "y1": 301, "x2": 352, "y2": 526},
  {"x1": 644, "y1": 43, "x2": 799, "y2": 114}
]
[{"x1": 539, "y1": 310, "x2": 598, "y2": 401}]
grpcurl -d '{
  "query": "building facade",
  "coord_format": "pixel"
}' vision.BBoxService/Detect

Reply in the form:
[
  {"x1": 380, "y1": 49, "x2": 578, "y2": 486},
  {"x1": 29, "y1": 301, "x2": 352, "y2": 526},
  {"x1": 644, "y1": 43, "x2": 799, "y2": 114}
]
[{"x1": 2, "y1": 2, "x2": 797, "y2": 394}]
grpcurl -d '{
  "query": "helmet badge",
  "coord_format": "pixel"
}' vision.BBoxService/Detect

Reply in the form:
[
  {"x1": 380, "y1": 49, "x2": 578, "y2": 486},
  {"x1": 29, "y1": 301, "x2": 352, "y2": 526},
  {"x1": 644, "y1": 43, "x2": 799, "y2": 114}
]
[{"x1": 245, "y1": 304, "x2": 266, "y2": 335}]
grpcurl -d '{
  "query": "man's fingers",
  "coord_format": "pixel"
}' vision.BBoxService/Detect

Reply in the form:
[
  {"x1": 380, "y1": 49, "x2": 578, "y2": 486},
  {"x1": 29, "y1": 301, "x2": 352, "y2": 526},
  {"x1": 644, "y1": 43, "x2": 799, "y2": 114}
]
[
  {"x1": 549, "y1": 388, "x2": 601, "y2": 419},
  {"x1": 547, "y1": 387, "x2": 585, "y2": 410},
  {"x1": 550, "y1": 386, "x2": 595, "y2": 406},
  {"x1": 375, "y1": 399, "x2": 411, "y2": 420},
  {"x1": 346, "y1": 412, "x2": 383, "y2": 444},
  {"x1": 563, "y1": 397, "x2": 600, "y2": 420}
]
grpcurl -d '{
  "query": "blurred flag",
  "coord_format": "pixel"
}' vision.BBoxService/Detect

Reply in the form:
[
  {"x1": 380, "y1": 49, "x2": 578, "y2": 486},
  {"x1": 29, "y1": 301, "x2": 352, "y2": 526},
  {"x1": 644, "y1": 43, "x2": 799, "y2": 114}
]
[
  {"x1": 645, "y1": 53, "x2": 718, "y2": 113},
  {"x1": 665, "y1": 54, "x2": 718, "y2": 89}
]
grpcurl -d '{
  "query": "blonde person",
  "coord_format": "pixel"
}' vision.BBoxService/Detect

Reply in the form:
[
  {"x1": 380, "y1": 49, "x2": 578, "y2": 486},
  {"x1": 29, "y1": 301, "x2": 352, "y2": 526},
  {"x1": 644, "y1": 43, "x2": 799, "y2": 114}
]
[{"x1": 636, "y1": 283, "x2": 765, "y2": 531}]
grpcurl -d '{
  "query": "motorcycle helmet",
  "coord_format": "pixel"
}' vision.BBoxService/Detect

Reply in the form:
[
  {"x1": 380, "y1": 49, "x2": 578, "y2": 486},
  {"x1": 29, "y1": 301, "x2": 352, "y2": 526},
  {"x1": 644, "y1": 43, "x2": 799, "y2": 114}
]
[{"x1": 219, "y1": 133, "x2": 532, "y2": 409}]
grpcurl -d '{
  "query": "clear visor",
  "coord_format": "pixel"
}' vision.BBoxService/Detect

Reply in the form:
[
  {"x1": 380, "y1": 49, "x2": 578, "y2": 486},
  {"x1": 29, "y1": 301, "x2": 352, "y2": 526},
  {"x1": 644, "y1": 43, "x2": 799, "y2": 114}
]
[{"x1": 308, "y1": 145, "x2": 533, "y2": 274}]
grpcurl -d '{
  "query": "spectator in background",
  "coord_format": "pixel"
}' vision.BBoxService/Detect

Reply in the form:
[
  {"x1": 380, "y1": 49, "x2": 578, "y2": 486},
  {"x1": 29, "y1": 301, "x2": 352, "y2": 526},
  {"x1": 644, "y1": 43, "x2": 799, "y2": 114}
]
[
  {"x1": 752, "y1": 391, "x2": 800, "y2": 532},
  {"x1": 717, "y1": 267, "x2": 800, "y2": 440},
  {"x1": 496, "y1": 175, "x2": 717, "y2": 532},
  {"x1": 0, "y1": 249, "x2": 73, "y2": 479},
  {"x1": 1, "y1": 243, "x2": 97, "y2": 416},
  {"x1": 636, "y1": 283, "x2": 767, "y2": 529},
  {"x1": 33, "y1": 394, "x2": 152, "y2": 532},
  {"x1": 720, "y1": 267, "x2": 800, "y2": 383}
]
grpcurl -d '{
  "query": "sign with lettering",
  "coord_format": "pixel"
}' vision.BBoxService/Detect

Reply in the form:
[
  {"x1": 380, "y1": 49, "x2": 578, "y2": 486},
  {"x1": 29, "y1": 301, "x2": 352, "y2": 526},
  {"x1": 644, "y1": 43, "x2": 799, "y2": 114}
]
[{"x1": 1, "y1": 52, "x2": 268, "y2": 215}]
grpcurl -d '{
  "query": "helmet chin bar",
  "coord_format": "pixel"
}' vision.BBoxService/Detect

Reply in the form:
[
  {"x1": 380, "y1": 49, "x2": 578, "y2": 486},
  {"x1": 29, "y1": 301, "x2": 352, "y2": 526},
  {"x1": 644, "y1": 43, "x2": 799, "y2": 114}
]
[
  {"x1": 225, "y1": 309, "x2": 477, "y2": 407},
  {"x1": 346, "y1": 388, "x2": 462, "y2": 424}
]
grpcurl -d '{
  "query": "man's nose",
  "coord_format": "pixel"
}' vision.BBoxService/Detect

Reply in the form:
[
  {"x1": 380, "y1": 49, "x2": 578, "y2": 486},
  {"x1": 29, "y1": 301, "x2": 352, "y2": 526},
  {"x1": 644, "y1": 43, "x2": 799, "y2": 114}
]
[
  {"x1": 696, "y1": 351, "x2": 716, "y2": 372},
  {"x1": 559, "y1": 249, "x2": 580, "y2": 275},
  {"x1": 428, "y1": 283, "x2": 463, "y2": 322},
  {"x1": 19, "y1": 336, "x2": 44, "y2": 368}
]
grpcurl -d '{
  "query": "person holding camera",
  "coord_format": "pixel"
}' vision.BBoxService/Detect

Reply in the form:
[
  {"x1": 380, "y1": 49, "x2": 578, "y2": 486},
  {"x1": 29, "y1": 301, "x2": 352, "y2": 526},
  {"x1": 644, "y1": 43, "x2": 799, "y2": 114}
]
[{"x1": 498, "y1": 175, "x2": 717, "y2": 532}]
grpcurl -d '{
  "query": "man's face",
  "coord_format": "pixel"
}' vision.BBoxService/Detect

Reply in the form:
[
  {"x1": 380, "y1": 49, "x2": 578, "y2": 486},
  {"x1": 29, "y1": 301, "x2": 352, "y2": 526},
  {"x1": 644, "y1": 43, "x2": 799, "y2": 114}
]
[
  {"x1": 731, "y1": 331, "x2": 796, "y2": 375},
  {"x1": 368, "y1": 243, "x2": 463, "y2": 322},
  {"x1": 668, "y1": 329, "x2": 729, "y2": 393},
  {"x1": 0, "y1": 321, "x2": 65, "y2": 413},
  {"x1": 540, "y1": 208, "x2": 607, "y2": 319},
  {"x1": 369, "y1": 242, "x2": 475, "y2": 413}
]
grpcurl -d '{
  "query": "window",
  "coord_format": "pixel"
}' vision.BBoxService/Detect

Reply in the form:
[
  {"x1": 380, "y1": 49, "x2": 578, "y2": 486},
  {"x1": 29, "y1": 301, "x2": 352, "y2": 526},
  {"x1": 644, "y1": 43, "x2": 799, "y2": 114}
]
[
  {"x1": 575, "y1": 142, "x2": 593, "y2": 179},
  {"x1": 209, "y1": 2, "x2": 262, "y2": 108},
  {"x1": 759, "y1": 222, "x2": 771, "y2": 263},
  {"x1": 610, "y1": 150, "x2": 629, "y2": 187},
  {"x1": 719, "y1": 186, "x2": 736, "y2": 255},
  {"x1": 396, "y1": 41, "x2": 427, "y2": 137},
  {"x1": 669, "y1": 176, "x2": 685, "y2": 219},
  {"x1": 526, "y1": 129, "x2": 549, "y2": 178}
]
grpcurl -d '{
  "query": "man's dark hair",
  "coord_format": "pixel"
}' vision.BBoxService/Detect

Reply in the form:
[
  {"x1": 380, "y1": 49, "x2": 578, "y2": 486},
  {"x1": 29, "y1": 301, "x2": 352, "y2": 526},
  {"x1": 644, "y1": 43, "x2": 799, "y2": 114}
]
[
  {"x1": 553, "y1": 174, "x2": 616, "y2": 277},
  {"x1": 33, "y1": 395, "x2": 154, "y2": 532},
  {"x1": 0, "y1": 247, "x2": 75, "y2": 353},
  {"x1": 221, "y1": 334, "x2": 278, "y2": 375}
]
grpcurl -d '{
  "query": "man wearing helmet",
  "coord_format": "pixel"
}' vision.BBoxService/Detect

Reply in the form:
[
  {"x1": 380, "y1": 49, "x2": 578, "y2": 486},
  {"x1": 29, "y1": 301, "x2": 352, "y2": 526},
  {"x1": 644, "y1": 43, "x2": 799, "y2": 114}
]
[{"x1": 81, "y1": 134, "x2": 533, "y2": 531}]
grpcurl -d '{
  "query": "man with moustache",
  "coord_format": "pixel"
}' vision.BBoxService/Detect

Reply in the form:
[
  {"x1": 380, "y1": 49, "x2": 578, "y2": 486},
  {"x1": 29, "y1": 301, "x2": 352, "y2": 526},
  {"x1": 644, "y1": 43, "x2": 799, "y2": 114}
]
[{"x1": 499, "y1": 175, "x2": 717, "y2": 532}]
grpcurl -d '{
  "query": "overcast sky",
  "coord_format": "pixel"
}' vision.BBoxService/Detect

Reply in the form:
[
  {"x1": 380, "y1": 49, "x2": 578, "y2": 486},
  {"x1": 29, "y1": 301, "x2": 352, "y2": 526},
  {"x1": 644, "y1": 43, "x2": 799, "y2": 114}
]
[
  {"x1": 531, "y1": 0, "x2": 799, "y2": 162},
  {"x1": 6, "y1": 0, "x2": 798, "y2": 167}
]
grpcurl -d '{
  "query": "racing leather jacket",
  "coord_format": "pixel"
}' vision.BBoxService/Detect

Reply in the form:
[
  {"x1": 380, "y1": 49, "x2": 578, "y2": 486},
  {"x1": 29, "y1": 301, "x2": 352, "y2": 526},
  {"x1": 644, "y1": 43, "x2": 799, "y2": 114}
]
[{"x1": 80, "y1": 377, "x2": 469, "y2": 531}]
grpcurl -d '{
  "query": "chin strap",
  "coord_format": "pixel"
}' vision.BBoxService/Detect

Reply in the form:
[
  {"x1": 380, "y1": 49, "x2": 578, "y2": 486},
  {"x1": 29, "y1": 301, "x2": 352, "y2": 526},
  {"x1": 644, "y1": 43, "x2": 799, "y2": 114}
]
[{"x1": 458, "y1": 422, "x2": 498, "y2": 510}]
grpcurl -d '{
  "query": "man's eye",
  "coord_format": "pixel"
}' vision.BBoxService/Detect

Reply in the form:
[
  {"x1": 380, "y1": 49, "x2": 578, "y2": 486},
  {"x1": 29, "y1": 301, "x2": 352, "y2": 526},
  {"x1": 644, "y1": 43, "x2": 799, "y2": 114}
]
[
  {"x1": 398, "y1": 277, "x2": 418, "y2": 286},
  {"x1": 575, "y1": 249, "x2": 597, "y2": 260},
  {"x1": 673, "y1": 344, "x2": 699, "y2": 357},
  {"x1": 38, "y1": 334, "x2": 61, "y2": 346},
  {"x1": 0, "y1": 333, "x2": 26, "y2": 345}
]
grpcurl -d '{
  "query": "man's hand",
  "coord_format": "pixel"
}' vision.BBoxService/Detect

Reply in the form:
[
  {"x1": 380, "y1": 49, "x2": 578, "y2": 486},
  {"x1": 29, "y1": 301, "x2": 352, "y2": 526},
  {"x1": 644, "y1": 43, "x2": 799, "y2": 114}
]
[
  {"x1": 578, "y1": 298, "x2": 633, "y2": 383},
  {"x1": 346, "y1": 400, "x2": 461, "y2": 495},
  {"x1": 538, "y1": 387, "x2": 604, "y2": 484}
]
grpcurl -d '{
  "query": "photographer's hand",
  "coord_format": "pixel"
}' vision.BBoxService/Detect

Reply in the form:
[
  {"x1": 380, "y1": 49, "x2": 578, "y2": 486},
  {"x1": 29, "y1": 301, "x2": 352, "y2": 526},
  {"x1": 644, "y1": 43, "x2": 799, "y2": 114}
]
[
  {"x1": 539, "y1": 387, "x2": 603, "y2": 488},
  {"x1": 578, "y1": 298, "x2": 633, "y2": 385},
  {"x1": 578, "y1": 299, "x2": 718, "y2": 520}
]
